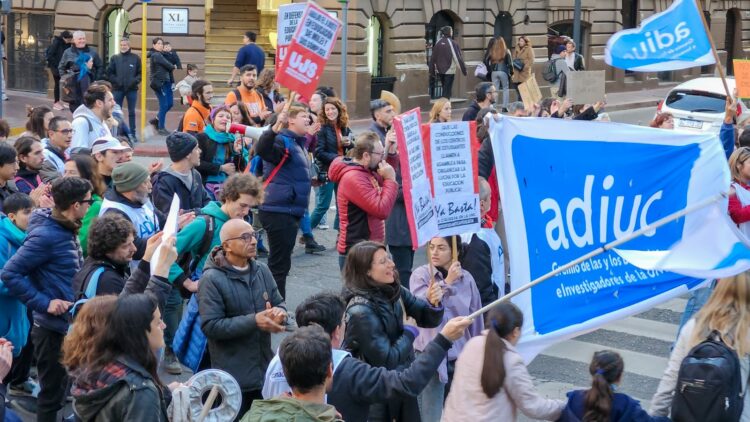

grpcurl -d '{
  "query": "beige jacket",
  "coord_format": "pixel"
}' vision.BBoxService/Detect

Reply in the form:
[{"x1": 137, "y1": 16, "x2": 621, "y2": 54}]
[
  {"x1": 442, "y1": 333, "x2": 564, "y2": 422},
  {"x1": 511, "y1": 45, "x2": 534, "y2": 84},
  {"x1": 650, "y1": 319, "x2": 750, "y2": 421}
]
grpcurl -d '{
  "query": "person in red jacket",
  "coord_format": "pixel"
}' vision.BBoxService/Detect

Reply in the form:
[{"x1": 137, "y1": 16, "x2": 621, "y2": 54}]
[
  {"x1": 728, "y1": 147, "x2": 750, "y2": 237},
  {"x1": 328, "y1": 132, "x2": 399, "y2": 270}
]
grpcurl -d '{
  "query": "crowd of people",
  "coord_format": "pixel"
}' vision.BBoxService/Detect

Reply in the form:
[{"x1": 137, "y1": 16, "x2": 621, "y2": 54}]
[{"x1": 0, "y1": 22, "x2": 746, "y2": 422}]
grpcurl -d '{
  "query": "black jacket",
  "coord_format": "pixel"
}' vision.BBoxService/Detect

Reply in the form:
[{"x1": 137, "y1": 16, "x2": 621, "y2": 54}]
[
  {"x1": 151, "y1": 168, "x2": 210, "y2": 228},
  {"x1": 46, "y1": 36, "x2": 69, "y2": 73},
  {"x1": 72, "y1": 256, "x2": 129, "y2": 297},
  {"x1": 106, "y1": 50, "x2": 141, "y2": 92},
  {"x1": 329, "y1": 334, "x2": 453, "y2": 422},
  {"x1": 571, "y1": 53, "x2": 585, "y2": 71},
  {"x1": 72, "y1": 259, "x2": 172, "y2": 309},
  {"x1": 477, "y1": 135, "x2": 494, "y2": 180},
  {"x1": 462, "y1": 101, "x2": 482, "y2": 122},
  {"x1": 147, "y1": 49, "x2": 173, "y2": 88},
  {"x1": 198, "y1": 248, "x2": 286, "y2": 392},
  {"x1": 194, "y1": 133, "x2": 247, "y2": 183},
  {"x1": 58, "y1": 45, "x2": 104, "y2": 80},
  {"x1": 314, "y1": 124, "x2": 352, "y2": 170},
  {"x1": 461, "y1": 233, "x2": 498, "y2": 306}
]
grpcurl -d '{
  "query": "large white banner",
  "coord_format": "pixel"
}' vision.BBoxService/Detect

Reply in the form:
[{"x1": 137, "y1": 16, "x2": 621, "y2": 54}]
[{"x1": 490, "y1": 117, "x2": 730, "y2": 361}]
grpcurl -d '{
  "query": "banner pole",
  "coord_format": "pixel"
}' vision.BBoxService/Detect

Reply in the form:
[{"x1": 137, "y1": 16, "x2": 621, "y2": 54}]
[
  {"x1": 452, "y1": 236, "x2": 458, "y2": 264},
  {"x1": 467, "y1": 192, "x2": 726, "y2": 320},
  {"x1": 695, "y1": 0, "x2": 731, "y2": 98}
]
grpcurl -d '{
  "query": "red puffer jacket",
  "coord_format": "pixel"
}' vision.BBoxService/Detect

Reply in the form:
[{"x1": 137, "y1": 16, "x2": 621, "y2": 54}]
[{"x1": 328, "y1": 157, "x2": 399, "y2": 254}]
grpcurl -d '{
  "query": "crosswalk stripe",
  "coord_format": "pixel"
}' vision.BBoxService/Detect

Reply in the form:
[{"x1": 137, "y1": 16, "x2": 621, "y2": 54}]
[
  {"x1": 652, "y1": 297, "x2": 687, "y2": 313},
  {"x1": 602, "y1": 316, "x2": 679, "y2": 343}
]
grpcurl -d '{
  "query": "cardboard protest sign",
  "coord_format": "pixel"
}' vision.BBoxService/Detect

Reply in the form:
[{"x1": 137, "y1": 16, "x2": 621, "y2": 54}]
[
  {"x1": 276, "y1": 1, "x2": 342, "y2": 100},
  {"x1": 734, "y1": 60, "x2": 750, "y2": 99},
  {"x1": 519, "y1": 77, "x2": 542, "y2": 111},
  {"x1": 565, "y1": 70, "x2": 605, "y2": 105},
  {"x1": 393, "y1": 108, "x2": 439, "y2": 248},
  {"x1": 422, "y1": 121, "x2": 481, "y2": 236},
  {"x1": 276, "y1": 3, "x2": 307, "y2": 74}
]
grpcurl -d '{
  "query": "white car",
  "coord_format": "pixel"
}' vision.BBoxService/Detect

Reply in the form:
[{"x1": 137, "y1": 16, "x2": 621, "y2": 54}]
[{"x1": 656, "y1": 77, "x2": 744, "y2": 133}]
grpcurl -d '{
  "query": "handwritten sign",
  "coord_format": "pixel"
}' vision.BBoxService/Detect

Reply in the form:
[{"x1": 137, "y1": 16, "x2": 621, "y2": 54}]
[
  {"x1": 518, "y1": 77, "x2": 542, "y2": 111},
  {"x1": 426, "y1": 121, "x2": 481, "y2": 236},
  {"x1": 276, "y1": 1, "x2": 342, "y2": 99},
  {"x1": 393, "y1": 108, "x2": 439, "y2": 248},
  {"x1": 275, "y1": 3, "x2": 306, "y2": 74},
  {"x1": 565, "y1": 70, "x2": 605, "y2": 105},
  {"x1": 734, "y1": 60, "x2": 750, "y2": 99}
]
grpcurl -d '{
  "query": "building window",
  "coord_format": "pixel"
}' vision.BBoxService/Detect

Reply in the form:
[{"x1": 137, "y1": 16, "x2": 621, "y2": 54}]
[
  {"x1": 103, "y1": 8, "x2": 131, "y2": 68},
  {"x1": 7, "y1": 13, "x2": 53, "y2": 93},
  {"x1": 367, "y1": 16, "x2": 383, "y2": 77}
]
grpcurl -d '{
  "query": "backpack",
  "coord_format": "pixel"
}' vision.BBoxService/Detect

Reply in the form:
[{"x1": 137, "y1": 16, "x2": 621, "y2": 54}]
[
  {"x1": 60, "y1": 71, "x2": 79, "y2": 103},
  {"x1": 175, "y1": 214, "x2": 215, "y2": 281},
  {"x1": 671, "y1": 330, "x2": 747, "y2": 422},
  {"x1": 542, "y1": 58, "x2": 562, "y2": 83},
  {"x1": 69, "y1": 267, "x2": 106, "y2": 319},
  {"x1": 246, "y1": 134, "x2": 295, "y2": 189}
]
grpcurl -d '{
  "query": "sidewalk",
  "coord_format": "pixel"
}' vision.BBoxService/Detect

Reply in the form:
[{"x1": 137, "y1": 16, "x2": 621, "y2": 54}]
[{"x1": 2, "y1": 84, "x2": 674, "y2": 158}]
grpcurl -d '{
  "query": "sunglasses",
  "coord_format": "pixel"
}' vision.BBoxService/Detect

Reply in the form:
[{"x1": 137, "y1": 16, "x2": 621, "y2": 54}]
[{"x1": 78, "y1": 198, "x2": 96, "y2": 205}]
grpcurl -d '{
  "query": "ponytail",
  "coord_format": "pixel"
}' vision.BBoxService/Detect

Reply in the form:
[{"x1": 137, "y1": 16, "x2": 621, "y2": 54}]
[
  {"x1": 583, "y1": 350, "x2": 624, "y2": 422},
  {"x1": 481, "y1": 302, "x2": 523, "y2": 398}
]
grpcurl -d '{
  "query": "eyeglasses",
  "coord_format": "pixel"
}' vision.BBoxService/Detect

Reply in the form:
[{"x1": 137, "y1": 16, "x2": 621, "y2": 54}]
[
  {"x1": 56, "y1": 129, "x2": 74, "y2": 134},
  {"x1": 370, "y1": 150, "x2": 385, "y2": 158},
  {"x1": 224, "y1": 232, "x2": 256, "y2": 243},
  {"x1": 78, "y1": 198, "x2": 95, "y2": 205}
]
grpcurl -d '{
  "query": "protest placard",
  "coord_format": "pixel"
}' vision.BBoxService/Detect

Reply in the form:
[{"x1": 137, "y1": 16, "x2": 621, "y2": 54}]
[
  {"x1": 518, "y1": 77, "x2": 542, "y2": 111},
  {"x1": 734, "y1": 60, "x2": 750, "y2": 99},
  {"x1": 565, "y1": 70, "x2": 605, "y2": 105},
  {"x1": 393, "y1": 108, "x2": 439, "y2": 248},
  {"x1": 275, "y1": 1, "x2": 342, "y2": 100},
  {"x1": 422, "y1": 121, "x2": 481, "y2": 236},
  {"x1": 275, "y1": 3, "x2": 306, "y2": 74}
]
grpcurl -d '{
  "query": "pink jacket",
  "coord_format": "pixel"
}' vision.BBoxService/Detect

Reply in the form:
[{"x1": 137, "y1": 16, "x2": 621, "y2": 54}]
[{"x1": 442, "y1": 333, "x2": 565, "y2": 422}]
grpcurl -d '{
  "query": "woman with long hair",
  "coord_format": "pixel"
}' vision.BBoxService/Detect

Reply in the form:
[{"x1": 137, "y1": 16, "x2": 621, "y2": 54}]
[
  {"x1": 729, "y1": 147, "x2": 750, "y2": 237},
  {"x1": 651, "y1": 273, "x2": 750, "y2": 418},
  {"x1": 148, "y1": 37, "x2": 175, "y2": 135},
  {"x1": 311, "y1": 97, "x2": 351, "y2": 230},
  {"x1": 443, "y1": 302, "x2": 564, "y2": 421},
  {"x1": 430, "y1": 97, "x2": 452, "y2": 123},
  {"x1": 196, "y1": 105, "x2": 247, "y2": 199},
  {"x1": 62, "y1": 296, "x2": 118, "y2": 375},
  {"x1": 488, "y1": 37, "x2": 513, "y2": 112},
  {"x1": 342, "y1": 241, "x2": 444, "y2": 421},
  {"x1": 22, "y1": 105, "x2": 54, "y2": 141},
  {"x1": 409, "y1": 235, "x2": 483, "y2": 422},
  {"x1": 255, "y1": 68, "x2": 285, "y2": 114},
  {"x1": 67, "y1": 293, "x2": 171, "y2": 421},
  {"x1": 558, "y1": 350, "x2": 668, "y2": 421},
  {"x1": 64, "y1": 154, "x2": 107, "y2": 257},
  {"x1": 511, "y1": 36, "x2": 535, "y2": 100}
]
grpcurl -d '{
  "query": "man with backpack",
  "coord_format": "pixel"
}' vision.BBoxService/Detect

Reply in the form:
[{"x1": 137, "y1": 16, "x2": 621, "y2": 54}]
[
  {"x1": 71, "y1": 85, "x2": 115, "y2": 150},
  {"x1": 543, "y1": 45, "x2": 570, "y2": 98},
  {"x1": 181, "y1": 80, "x2": 213, "y2": 134},
  {"x1": 224, "y1": 65, "x2": 268, "y2": 125},
  {"x1": 45, "y1": 30, "x2": 72, "y2": 110}
]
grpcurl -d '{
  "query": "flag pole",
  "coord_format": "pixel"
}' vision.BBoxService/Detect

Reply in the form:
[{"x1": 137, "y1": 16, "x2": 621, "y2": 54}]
[
  {"x1": 467, "y1": 192, "x2": 726, "y2": 320},
  {"x1": 695, "y1": 0, "x2": 731, "y2": 98}
]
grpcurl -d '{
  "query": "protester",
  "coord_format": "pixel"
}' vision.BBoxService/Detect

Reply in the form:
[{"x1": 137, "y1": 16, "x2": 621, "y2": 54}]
[
  {"x1": 175, "y1": 63, "x2": 199, "y2": 105},
  {"x1": 255, "y1": 68, "x2": 285, "y2": 114},
  {"x1": 488, "y1": 36, "x2": 513, "y2": 112},
  {"x1": 311, "y1": 97, "x2": 351, "y2": 230},
  {"x1": 181, "y1": 79, "x2": 213, "y2": 134},
  {"x1": 71, "y1": 84, "x2": 115, "y2": 149},
  {"x1": 565, "y1": 40, "x2": 586, "y2": 71},
  {"x1": 196, "y1": 106, "x2": 248, "y2": 199},
  {"x1": 507, "y1": 101, "x2": 528, "y2": 117},
  {"x1": 651, "y1": 99, "x2": 735, "y2": 158},
  {"x1": 71, "y1": 53, "x2": 95, "y2": 112},
  {"x1": 21, "y1": 105, "x2": 54, "y2": 141},
  {"x1": 1, "y1": 177, "x2": 93, "y2": 422},
  {"x1": 63, "y1": 154, "x2": 106, "y2": 257},
  {"x1": 442, "y1": 302, "x2": 565, "y2": 421},
  {"x1": 225, "y1": 65, "x2": 268, "y2": 125},
  {"x1": 729, "y1": 147, "x2": 750, "y2": 234},
  {"x1": 649, "y1": 113, "x2": 674, "y2": 129},
  {"x1": 106, "y1": 38, "x2": 141, "y2": 133},
  {"x1": 199, "y1": 219, "x2": 286, "y2": 420},
  {"x1": 428, "y1": 26, "x2": 466, "y2": 100},
  {"x1": 255, "y1": 105, "x2": 312, "y2": 299},
  {"x1": 511, "y1": 36, "x2": 535, "y2": 100},
  {"x1": 58, "y1": 30, "x2": 103, "y2": 81},
  {"x1": 429, "y1": 97, "x2": 452, "y2": 123},
  {"x1": 558, "y1": 350, "x2": 668, "y2": 421},
  {"x1": 40, "y1": 117, "x2": 73, "y2": 182},
  {"x1": 651, "y1": 274, "x2": 750, "y2": 418},
  {"x1": 328, "y1": 132, "x2": 399, "y2": 268},
  {"x1": 0, "y1": 144, "x2": 19, "y2": 213},
  {"x1": 90, "y1": 135, "x2": 130, "y2": 188},
  {"x1": 307, "y1": 88, "x2": 331, "y2": 230},
  {"x1": 230, "y1": 101, "x2": 254, "y2": 127},
  {"x1": 46, "y1": 30, "x2": 73, "y2": 110},
  {"x1": 462, "y1": 82, "x2": 496, "y2": 122},
  {"x1": 148, "y1": 37, "x2": 176, "y2": 135},
  {"x1": 13, "y1": 136, "x2": 45, "y2": 195},
  {"x1": 342, "y1": 241, "x2": 444, "y2": 421},
  {"x1": 152, "y1": 132, "x2": 210, "y2": 228},
  {"x1": 0, "y1": 338, "x2": 20, "y2": 422},
  {"x1": 369, "y1": 99, "x2": 394, "y2": 141},
  {"x1": 228, "y1": 31, "x2": 265, "y2": 85},
  {"x1": 549, "y1": 45, "x2": 569, "y2": 98},
  {"x1": 410, "y1": 235, "x2": 483, "y2": 421}
]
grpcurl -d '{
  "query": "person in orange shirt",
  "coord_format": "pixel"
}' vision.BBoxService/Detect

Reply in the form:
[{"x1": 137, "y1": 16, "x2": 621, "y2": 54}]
[
  {"x1": 224, "y1": 64, "x2": 270, "y2": 126},
  {"x1": 182, "y1": 80, "x2": 213, "y2": 134}
]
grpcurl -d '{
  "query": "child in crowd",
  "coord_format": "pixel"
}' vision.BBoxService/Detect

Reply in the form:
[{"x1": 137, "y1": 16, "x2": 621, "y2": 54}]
[{"x1": 175, "y1": 64, "x2": 199, "y2": 105}]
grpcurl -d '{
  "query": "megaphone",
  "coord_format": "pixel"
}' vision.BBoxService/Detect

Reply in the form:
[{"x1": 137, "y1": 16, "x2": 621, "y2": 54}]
[{"x1": 228, "y1": 123, "x2": 270, "y2": 141}]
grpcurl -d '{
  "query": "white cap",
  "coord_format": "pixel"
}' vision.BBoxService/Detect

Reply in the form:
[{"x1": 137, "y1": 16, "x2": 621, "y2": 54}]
[{"x1": 91, "y1": 136, "x2": 132, "y2": 155}]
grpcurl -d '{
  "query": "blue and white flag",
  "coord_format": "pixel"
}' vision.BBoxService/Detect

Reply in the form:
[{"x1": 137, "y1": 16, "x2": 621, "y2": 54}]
[
  {"x1": 605, "y1": 0, "x2": 714, "y2": 71},
  {"x1": 490, "y1": 117, "x2": 729, "y2": 362},
  {"x1": 616, "y1": 204, "x2": 750, "y2": 279}
]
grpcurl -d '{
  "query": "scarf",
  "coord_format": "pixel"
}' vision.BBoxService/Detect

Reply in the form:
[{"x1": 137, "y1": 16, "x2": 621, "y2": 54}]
[{"x1": 204, "y1": 124, "x2": 235, "y2": 144}]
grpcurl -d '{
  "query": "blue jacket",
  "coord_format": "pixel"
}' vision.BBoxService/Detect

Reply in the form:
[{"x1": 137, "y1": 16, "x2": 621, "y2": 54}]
[
  {"x1": 720, "y1": 122, "x2": 735, "y2": 160},
  {"x1": 0, "y1": 215, "x2": 29, "y2": 355},
  {"x1": 557, "y1": 390, "x2": 670, "y2": 422},
  {"x1": 256, "y1": 128, "x2": 311, "y2": 217},
  {"x1": 1, "y1": 208, "x2": 83, "y2": 334}
]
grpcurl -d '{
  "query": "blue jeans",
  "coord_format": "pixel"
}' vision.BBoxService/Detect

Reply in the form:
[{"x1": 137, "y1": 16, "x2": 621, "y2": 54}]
[
  {"x1": 300, "y1": 209, "x2": 312, "y2": 237},
  {"x1": 153, "y1": 81, "x2": 173, "y2": 129},
  {"x1": 310, "y1": 181, "x2": 334, "y2": 229},
  {"x1": 113, "y1": 89, "x2": 138, "y2": 130},
  {"x1": 163, "y1": 288, "x2": 184, "y2": 352}
]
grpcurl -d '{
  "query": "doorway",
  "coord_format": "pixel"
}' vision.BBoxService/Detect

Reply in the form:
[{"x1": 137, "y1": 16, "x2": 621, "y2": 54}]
[
  {"x1": 494, "y1": 12, "x2": 513, "y2": 49},
  {"x1": 425, "y1": 11, "x2": 455, "y2": 99},
  {"x1": 103, "y1": 8, "x2": 130, "y2": 67}
]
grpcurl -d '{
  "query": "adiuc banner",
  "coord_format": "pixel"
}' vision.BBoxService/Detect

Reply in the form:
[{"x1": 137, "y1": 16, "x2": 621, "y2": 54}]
[
  {"x1": 275, "y1": 1, "x2": 341, "y2": 100},
  {"x1": 490, "y1": 117, "x2": 729, "y2": 361},
  {"x1": 605, "y1": 0, "x2": 714, "y2": 71}
]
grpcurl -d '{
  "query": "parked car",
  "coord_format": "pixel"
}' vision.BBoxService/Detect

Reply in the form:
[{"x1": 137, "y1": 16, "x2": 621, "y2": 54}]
[{"x1": 656, "y1": 77, "x2": 746, "y2": 133}]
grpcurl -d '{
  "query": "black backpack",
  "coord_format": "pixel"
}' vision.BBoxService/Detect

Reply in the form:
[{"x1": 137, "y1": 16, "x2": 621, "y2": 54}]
[
  {"x1": 60, "y1": 71, "x2": 79, "y2": 103},
  {"x1": 542, "y1": 58, "x2": 563, "y2": 83},
  {"x1": 671, "y1": 330, "x2": 747, "y2": 422}
]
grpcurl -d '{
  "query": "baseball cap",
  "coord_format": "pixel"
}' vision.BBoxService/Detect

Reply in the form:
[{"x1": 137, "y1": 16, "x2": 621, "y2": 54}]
[{"x1": 91, "y1": 136, "x2": 132, "y2": 156}]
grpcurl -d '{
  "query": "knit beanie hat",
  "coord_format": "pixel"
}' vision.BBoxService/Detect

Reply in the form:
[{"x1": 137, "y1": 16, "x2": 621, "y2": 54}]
[
  {"x1": 112, "y1": 162, "x2": 149, "y2": 193},
  {"x1": 166, "y1": 132, "x2": 199, "y2": 162}
]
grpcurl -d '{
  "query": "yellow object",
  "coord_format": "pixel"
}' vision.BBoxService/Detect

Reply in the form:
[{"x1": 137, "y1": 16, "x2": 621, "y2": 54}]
[
  {"x1": 380, "y1": 90, "x2": 401, "y2": 114},
  {"x1": 140, "y1": 2, "x2": 148, "y2": 142},
  {"x1": 268, "y1": 32, "x2": 278, "y2": 50}
]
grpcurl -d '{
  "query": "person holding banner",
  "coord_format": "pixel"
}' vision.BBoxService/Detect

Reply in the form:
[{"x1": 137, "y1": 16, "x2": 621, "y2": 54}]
[
  {"x1": 341, "y1": 241, "x2": 444, "y2": 422},
  {"x1": 429, "y1": 98, "x2": 453, "y2": 123},
  {"x1": 442, "y1": 302, "x2": 565, "y2": 422},
  {"x1": 410, "y1": 236, "x2": 483, "y2": 422}
]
